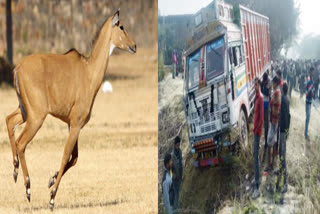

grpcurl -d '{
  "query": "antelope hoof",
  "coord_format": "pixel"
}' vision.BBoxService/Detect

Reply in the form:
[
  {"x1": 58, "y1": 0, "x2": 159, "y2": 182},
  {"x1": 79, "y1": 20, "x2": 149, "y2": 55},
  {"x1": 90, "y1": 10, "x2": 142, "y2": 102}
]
[
  {"x1": 49, "y1": 198, "x2": 54, "y2": 210},
  {"x1": 49, "y1": 192, "x2": 55, "y2": 210},
  {"x1": 25, "y1": 176, "x2": 31, "y2": 202},
  {"x1": 26, "y1": 188, "x2": 31, "y2": 202},
  {"x1": 48, "y1": 172, "x2": 58, "y2": 188},
  {"x1": 13, "y1": 156, "x2": 19, "y2": 183},
  {"x1": 13, "y1": 170, "x2": 18, "y2": 183},
  {"x1": 48, "y1": 177, "x2": 55, "y2": 189}
]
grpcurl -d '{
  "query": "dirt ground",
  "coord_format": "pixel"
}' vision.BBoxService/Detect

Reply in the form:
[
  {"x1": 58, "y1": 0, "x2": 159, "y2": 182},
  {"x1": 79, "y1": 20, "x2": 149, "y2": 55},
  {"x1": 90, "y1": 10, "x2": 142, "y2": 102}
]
[{"x1": 0, "y1": 48, "x2": 158, "y2": 214}]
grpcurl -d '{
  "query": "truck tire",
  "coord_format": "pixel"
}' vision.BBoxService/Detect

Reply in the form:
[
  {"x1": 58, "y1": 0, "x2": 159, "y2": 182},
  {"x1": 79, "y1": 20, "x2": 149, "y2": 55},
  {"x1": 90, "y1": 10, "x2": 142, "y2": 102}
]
[{"x1": 239, "y1": 109, "x2": 248, "y2": 147}]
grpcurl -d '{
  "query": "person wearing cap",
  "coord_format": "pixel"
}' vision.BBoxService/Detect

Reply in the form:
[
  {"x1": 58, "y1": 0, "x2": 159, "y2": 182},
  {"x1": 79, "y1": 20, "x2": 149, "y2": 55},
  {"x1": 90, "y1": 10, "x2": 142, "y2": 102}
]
[
  {"x1": 162, "y1": 153, "x2": 173, "y2": 214},
  {"x1": 252, "y1": 77, "x2": 264, "y2": 199},
  {"x1": 171, "y1": 136, "x2": 183, "y2": 213},
  {"x1": 277, "y1": 82, "x2": 290, "y2": 194},
  {"x1": 305, "y1": 67, "x2": 315, "y2": 141},
  {"x1": 266, "y1": 76, "x2": 281, "y2": 172}
]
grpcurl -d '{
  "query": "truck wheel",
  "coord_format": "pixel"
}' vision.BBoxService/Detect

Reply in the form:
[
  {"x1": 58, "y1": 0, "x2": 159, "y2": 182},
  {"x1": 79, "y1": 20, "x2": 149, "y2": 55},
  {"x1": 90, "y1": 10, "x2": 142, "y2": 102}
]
[{"x1": 239, "y1": 110, "x2": 248, "y2": 147}]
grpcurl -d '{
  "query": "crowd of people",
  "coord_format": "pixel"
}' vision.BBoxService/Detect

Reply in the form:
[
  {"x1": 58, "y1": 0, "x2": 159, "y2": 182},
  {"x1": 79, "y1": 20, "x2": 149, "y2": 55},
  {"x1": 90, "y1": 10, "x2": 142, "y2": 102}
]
[
  {"x1": 252, "y1": 58, "x2": 320, "y2": 201},
  {"x1": 279, "y1": 59, "x2": 320, "y2": 100}
]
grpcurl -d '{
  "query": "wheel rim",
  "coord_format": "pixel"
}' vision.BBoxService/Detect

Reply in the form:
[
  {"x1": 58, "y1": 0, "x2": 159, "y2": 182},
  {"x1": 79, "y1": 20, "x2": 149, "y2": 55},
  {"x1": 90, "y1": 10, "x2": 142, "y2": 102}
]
[{"x1": 240, "y1": 111, "x2": 248, "y2": 147}]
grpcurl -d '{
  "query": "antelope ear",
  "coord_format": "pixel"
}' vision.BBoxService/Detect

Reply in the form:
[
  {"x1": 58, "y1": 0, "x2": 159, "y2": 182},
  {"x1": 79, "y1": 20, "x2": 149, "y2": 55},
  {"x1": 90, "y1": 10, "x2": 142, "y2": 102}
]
[{"x1": 112, "y1": 9, "x2": 120, "y2": 27}]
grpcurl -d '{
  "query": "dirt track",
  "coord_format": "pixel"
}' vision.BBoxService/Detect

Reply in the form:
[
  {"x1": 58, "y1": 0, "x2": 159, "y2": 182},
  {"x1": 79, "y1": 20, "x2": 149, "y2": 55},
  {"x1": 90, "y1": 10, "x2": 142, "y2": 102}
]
[{"x1": 0, "y1": 48, "x2": 158, "y2": 214}]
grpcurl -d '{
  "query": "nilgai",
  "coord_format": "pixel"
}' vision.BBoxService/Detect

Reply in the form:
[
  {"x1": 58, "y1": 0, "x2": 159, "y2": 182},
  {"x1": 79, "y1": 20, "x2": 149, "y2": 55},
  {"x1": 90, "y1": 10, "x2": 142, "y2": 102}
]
[{"x1": 5, "y1": 9, "x2": 136, "y2": 208}]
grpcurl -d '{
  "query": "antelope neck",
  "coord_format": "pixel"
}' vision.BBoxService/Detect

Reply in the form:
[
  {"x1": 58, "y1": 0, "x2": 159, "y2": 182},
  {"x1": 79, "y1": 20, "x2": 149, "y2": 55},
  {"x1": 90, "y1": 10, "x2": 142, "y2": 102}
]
[{"x1": 87, "y1": 18, "x2": 114, "y2": 92}]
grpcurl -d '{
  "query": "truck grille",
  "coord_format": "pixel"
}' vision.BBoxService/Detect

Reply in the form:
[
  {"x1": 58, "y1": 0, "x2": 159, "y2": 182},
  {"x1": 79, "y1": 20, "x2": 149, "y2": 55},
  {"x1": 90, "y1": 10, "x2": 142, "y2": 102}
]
[
  {"x1": 201, "y1": 123, "x2": 217, "y2": 133},
  {"x1": 188, "y1": 92, "x2": 228, "y2": 136}
]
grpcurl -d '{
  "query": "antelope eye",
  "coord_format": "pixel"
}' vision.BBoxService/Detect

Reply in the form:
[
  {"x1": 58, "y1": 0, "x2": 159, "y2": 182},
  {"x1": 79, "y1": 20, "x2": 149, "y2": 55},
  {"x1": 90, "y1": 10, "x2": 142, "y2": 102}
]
[{"x1": 120, "y1": 26, "x2": 124, "y2": 31}]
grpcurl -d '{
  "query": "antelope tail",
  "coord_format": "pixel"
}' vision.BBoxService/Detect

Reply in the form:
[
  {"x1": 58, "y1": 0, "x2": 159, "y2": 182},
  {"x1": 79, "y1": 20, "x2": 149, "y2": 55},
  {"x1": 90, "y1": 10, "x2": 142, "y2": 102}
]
[
  {"x1": 14, "y1": 68, "x2": 21, "y2": 95},
  {"x1": 14, "y1": 68, "x2": 27, "y2": 121}
]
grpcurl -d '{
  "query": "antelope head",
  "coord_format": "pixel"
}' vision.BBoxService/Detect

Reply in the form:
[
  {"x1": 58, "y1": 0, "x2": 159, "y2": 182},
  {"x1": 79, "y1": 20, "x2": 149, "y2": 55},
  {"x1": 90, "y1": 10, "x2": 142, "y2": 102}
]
[{"x1": 110, "y1": 9, "x2": 137, "y2": 55}]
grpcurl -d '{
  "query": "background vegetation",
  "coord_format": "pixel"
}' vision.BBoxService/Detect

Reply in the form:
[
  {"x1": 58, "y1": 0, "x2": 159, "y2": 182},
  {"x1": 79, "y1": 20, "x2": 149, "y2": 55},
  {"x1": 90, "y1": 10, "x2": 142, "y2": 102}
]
[{"x1": 158, "y1": 0, "x2": 300, "y2": 68}]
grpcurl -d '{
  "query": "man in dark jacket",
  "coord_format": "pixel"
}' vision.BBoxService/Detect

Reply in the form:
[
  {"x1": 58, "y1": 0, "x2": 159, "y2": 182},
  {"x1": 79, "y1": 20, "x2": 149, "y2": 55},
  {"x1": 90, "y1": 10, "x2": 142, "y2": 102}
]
[
  {"x1": 305, "y1": 67, "x2": 315, "y2": 141},
  {"x1": 172, "y1": 136, "x2": 183, "y2": 213},
  {"x1": 277, "y1": 82, "x2": 290, "y2": 194},
  {"x1": 295, "y1": 62, "x2": 300, "y2": 91},
  {"x1": 299, "y1": 73, "x2": 305, "y2": 97},
  {"x1": 162, "y1": 153, "x2": 173, "y2": 214},
  {"x1": 283, "y1": 60, "x2": 288, "y2": 81},
  {"x1": 287, "y1": 64, "x2": 295, "y2": 98}
]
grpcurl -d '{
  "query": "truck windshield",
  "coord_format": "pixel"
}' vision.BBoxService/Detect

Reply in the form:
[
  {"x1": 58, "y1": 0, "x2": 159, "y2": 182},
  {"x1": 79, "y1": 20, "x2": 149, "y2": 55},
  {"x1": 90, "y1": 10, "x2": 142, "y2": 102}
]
[
  {"x1": 206, "y1": 37, "x2": 225, "y2": 80},
  {"x1": 188, "y1": 49, "x2": 201, "y2": 89}
]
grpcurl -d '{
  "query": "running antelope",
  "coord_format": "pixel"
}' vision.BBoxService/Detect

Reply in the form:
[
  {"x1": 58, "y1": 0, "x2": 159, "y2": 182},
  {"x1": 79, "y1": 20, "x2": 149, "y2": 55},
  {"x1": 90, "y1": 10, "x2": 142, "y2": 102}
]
[{"x1": 5, "y1": 9, "x2": 136, "y2": 208}]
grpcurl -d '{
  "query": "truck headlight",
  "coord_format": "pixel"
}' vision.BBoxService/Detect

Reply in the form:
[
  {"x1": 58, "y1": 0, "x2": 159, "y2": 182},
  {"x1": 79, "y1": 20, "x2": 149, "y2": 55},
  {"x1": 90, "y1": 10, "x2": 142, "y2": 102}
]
[{"x1": 222, "y1": 112, "x2": 229, "y2": 123}]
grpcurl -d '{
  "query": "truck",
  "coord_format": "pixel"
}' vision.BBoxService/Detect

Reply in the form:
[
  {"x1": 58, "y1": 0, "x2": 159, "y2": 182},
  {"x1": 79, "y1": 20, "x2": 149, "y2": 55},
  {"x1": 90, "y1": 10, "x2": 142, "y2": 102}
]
[{"x1": 182, "y1": 0, "x2": 271, "y2": 167}]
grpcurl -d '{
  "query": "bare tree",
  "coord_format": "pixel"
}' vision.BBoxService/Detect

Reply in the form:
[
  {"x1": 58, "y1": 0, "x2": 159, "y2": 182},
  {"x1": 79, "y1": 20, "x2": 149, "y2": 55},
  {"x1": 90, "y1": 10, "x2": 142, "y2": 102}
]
[{"x1": 226, "y1": 0, "x2": 300, "y2": 57}]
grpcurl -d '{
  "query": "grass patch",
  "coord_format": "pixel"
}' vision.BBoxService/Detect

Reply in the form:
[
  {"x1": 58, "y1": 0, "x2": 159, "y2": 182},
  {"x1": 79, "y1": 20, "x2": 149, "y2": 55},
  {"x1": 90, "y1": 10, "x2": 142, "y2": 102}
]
[{"x1": 158, "y1": 52, "x2": 167, "y2": 82}]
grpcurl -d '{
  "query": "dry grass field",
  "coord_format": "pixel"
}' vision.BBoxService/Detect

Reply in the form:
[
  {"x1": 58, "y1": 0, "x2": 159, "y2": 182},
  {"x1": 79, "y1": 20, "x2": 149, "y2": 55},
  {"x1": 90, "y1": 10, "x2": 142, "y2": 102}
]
[{"x1": 0, "y1": 48, "x2": 158, "y2": 214}]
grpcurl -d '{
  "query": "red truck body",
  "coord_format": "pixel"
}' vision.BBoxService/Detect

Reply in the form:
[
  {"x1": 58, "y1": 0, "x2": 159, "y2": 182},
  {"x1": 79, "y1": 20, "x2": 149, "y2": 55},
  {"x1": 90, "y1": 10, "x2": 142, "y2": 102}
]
[{"x1": 240, "y1": 5, "x2": 270, "y2": 87}]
